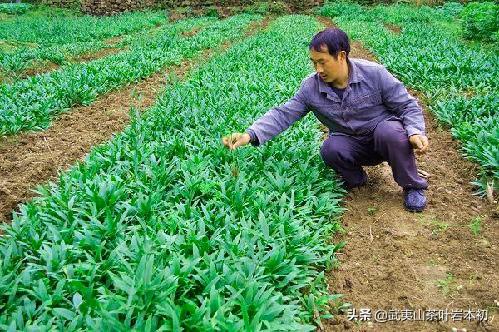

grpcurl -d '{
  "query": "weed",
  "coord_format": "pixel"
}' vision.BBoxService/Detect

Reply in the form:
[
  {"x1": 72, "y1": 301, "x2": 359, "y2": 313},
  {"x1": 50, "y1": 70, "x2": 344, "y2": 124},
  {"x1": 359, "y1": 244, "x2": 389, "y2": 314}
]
[{"x1": 469, "y1": 216, "x2": 482, "y2": 236}]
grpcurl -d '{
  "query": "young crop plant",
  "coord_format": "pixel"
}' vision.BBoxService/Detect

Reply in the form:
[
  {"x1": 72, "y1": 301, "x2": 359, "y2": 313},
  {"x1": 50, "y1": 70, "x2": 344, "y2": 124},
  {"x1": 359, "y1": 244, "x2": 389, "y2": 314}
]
[
  {"x1": 469, "y1": 216, "x2": 482, "y2": 236},
  {"x1": 0, "y1": 15, "x2": 345, "y2": 330},
  {"x1": 0, "y1": 14, "x2": 260, "y2": 136}
]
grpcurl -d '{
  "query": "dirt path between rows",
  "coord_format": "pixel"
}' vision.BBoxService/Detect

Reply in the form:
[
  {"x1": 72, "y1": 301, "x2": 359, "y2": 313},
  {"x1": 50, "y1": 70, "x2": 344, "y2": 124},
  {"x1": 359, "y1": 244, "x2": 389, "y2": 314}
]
[
  {"x1": 316, "y1": 17, "x2": 499, "y2": 332},
  {"x1": 0, "y1": 17, "x2": 273, "y2": 223}
]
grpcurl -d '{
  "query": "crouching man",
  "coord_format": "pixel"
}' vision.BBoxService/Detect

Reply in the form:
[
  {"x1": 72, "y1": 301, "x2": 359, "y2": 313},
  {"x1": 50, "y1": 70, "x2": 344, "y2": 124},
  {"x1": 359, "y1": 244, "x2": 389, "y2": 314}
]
[{"x1": 222, "y1": 28, "x2": 429, "y2": 212}]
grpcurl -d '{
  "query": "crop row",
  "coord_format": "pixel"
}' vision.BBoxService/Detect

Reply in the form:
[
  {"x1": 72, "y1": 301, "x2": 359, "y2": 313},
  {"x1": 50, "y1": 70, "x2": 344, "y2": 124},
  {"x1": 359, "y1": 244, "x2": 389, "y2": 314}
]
[
  {"x1": 0, "y1": 14, "x2": 258, "y2": 136},
  {"x1": 0, "y1": 9, "x2": 168, "y2": 74},
  {"x1": 320, "y1": 2, "x2": 498, "y2": 192},
  {"x1": 1, "y1": 16, "x2": 215, "y2": 78},
  {"x1": 0, "y1": 9, "x2": 167, "y2": 47},
  {"x1": 0, "y1": 3, "x2": 31, "y2": 15},
  {"x1": 0, "y1": 15, "x2": 344, "y2": 330},
  {"x1": 1, "y1": 40, "x2": 109, "y2": 75}
]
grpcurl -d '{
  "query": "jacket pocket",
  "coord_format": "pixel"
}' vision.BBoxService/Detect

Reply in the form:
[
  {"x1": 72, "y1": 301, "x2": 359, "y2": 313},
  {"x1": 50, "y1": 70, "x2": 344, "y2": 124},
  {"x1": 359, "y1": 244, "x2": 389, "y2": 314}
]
[{"x1": 350, "y1": 92, "x2": 382, "y2": 110}]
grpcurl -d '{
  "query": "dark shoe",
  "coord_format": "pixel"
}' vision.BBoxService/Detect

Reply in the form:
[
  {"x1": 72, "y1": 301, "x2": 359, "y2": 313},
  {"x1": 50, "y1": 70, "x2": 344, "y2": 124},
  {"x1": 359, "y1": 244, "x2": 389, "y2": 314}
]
[
  {"x1": 343, "y1": 176, "x2": 368, "y2": 191},
  {"x1": 342, "y1": 170, "x2": 368, "y2": 191},
  {"x1": 403, "y1": 188, "x2": 427, "y2": 212}
]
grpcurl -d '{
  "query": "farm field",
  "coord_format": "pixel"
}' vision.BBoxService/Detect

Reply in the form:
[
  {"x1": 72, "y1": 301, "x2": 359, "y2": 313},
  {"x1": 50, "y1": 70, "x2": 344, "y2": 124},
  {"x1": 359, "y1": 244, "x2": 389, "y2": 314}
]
[
  {"x1": 0, "y1": 2, "x2": 498, "y2": 331},
  {"x1": 0, "y1": 7, "x2": 169, "y2": 82}
]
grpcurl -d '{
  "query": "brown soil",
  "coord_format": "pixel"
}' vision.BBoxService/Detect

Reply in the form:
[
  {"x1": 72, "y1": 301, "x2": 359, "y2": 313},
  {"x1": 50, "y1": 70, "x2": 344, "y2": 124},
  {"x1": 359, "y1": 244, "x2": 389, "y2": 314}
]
[
  {"x1": 73, "y1": 46, "x2": 126, "y2": 63},
  {"x1": 384, "y1": 23, "x2": 402, "y2": 34},
  {"x1": 103, "y1": 35, "x2": 124, "y2": 46},
  {"x1": 181, "y1": 27, "x2": 201, "y2": 38},
  {"x1": 316, "y1": 17, "x2": 499, "y2": 332},
  {"x1": 0, "y1": 17, "x2": 273, "y2": 223},
  {"x1": 21, "y1": 61, "x2": 60, "y2": 78}
]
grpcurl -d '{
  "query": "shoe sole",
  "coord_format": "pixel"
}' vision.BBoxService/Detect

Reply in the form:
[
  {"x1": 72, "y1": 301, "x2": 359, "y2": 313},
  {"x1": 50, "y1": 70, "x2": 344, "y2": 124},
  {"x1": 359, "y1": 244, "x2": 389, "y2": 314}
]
[{"x1": 404, "y1": 204, "x2": 426, "y2": 213}]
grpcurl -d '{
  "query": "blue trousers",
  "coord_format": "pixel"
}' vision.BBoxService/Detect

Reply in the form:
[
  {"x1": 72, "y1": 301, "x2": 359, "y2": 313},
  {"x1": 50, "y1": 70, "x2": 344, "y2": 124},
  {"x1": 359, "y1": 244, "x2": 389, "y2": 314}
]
[{"x1": 320, "y1": 119, "x2": 428, "y2": 190}]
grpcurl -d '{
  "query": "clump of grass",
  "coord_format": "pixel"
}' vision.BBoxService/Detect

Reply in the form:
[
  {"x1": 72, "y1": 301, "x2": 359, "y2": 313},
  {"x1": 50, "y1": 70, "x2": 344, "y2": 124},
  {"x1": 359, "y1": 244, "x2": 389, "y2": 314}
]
[
  {"x1": 436, "y1": 272, "x2": 456, "y2": 295},
  {"x1": 419, "y1": 215, "x2": 449, "y2": 235},
  {"x1": 367, "y1": 206, "x2": 378, "y2": 216},
  {"x1": 469, "y1": 216, "x2": 482, "y2": 236}
]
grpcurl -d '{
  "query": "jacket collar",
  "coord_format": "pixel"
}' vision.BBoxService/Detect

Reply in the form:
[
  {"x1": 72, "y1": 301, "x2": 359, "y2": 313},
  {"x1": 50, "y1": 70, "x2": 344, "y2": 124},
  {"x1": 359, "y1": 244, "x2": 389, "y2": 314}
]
[{"x1": 348, "y1": 58, "x2": 365, "y2": 84}]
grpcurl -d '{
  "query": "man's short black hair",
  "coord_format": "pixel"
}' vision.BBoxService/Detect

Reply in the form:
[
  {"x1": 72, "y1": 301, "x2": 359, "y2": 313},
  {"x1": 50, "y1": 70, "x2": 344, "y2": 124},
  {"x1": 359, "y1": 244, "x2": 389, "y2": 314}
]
[{"x1": 309, "y1": 28, "x2": 350, "y2": 59}]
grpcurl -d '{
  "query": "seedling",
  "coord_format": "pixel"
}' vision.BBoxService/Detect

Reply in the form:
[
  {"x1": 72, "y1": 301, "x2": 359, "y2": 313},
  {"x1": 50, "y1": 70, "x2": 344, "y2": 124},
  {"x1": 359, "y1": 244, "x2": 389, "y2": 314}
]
[
  {"x1": 367, "y1": 206, "x2": 378, "y2": 216},
  {"x1": 436, "y1": 273, "x2": 456, "y2": 295},
  {"x1": 469, "y1": 216, "x2": 482, "y2": 236},
  {"x1": 429, "y1": 218, "x2": 449, "y2": 235}
]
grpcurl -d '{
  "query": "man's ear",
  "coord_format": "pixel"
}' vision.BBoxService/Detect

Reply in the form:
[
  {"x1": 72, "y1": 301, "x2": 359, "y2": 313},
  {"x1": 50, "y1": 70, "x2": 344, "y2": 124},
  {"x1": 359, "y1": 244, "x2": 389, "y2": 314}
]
[{"x1": 338, "y1": 51, "x2": 347, "y2": 62}]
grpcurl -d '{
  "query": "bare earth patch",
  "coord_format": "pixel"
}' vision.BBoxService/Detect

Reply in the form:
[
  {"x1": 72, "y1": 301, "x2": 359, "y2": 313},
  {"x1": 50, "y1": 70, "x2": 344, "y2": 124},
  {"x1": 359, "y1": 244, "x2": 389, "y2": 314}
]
[
  {"x1": 0, "y1": 17, "x2": 273, "y2": 223},
  {"x1": 384, "y1": 23, "x2": 402, "y2": 34},
  {"x1": 317, "y1": 16, "x2": 499, "y2": 332},
  {"x1": 73, "y1": 46, "x2": 126, "y2": 63}
]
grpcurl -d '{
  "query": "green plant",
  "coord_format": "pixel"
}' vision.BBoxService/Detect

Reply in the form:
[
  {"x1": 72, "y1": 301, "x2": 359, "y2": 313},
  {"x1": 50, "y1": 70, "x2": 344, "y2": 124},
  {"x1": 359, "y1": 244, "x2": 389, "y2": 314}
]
[
  {"x1": 317, "y1": 1, "x2": 362, "y2": 19},
  {"x1": 204, "y1": 6, "x2": 220, "y2": 18},
  {"x1": 418, "y1": 215, "x2": 449, "y2": 235},
  {"x1": 367, "y1": 206, "x2": 378, "y2": 216},
  {"x1": 469, "y1": 216, "x2": 483, "y2": 236},
  {"x1": 461, "y1": 2, "x2": 498, "y2": 42},
  {"x1": 244, "y1": 1, "x2": 289, "y2": 15},
  {"x1": 436, "y1": 272, "x2": 456, "y2": 295},
  {"x1": 438, "y1": 1, "x2": 464, "y2": 18},
  {"x1": 0, "y1": 15, "x2": 259, "y2": 135},
  {"x1": 0, "y1": 3, "x2": 31, "y2": 15},
  {"x1": 429, "y1": 218, "x2": 449, "y2": 235},
  {"x1": 0, "y1": 9, "x2": 169, "y2": 74}
]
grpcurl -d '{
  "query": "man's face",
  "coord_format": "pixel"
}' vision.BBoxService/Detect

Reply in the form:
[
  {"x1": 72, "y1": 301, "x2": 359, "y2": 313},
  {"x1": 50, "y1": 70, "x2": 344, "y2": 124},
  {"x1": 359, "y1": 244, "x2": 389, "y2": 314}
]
[{"x1": 309, "y1": 45, "x2": 346, "y2": 84}]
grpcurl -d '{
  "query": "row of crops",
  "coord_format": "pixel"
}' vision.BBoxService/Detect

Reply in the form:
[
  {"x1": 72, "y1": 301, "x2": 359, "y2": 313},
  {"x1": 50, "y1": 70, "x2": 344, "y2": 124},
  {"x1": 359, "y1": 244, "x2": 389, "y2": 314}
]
[
  {"x1": 0, "y1": 3, "x2": 31, "y2": 15},
  {"x1": 319, "y1": 2, "x2": 498, "y2": 194},
  {"x1": 0, "y1": 9, "x2": 168, "y2": 75},
  {"x1": 0, "y1": 14, "x2": 259, "y2": 135},
  {"x1": 0, "y1": 15, "x2": 345, "y2": 330}
]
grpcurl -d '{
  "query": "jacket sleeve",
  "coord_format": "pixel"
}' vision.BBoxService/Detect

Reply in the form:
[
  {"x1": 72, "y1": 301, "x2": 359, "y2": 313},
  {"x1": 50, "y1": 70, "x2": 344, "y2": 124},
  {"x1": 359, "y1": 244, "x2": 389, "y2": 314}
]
[
  {"x1": 379, "y1": 67, "x2": 426, "y2": 137},
  {"x1": 246, "y1": 80, "x2": 311, "y2": 146}
]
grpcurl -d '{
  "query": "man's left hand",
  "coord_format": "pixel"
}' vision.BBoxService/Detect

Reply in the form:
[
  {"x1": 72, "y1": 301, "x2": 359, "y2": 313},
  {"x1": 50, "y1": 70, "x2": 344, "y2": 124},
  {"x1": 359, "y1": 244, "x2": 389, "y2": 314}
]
[{"x1": 409, "y1": 134, "x2": 429, "y2": 154}]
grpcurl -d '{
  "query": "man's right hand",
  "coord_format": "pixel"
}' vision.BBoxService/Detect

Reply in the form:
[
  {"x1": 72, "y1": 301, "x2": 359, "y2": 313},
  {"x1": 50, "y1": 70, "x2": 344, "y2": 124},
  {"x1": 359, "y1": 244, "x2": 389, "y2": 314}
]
[{"x1": 222, "y1": 132, "x2": 251, "y2": 150}]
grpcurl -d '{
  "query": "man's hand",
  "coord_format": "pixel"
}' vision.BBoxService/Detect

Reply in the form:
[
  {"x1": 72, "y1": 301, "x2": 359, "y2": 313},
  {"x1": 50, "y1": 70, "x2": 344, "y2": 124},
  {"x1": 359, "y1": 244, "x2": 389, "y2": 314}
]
[
  {"x1": 409, "y1": 134, "x2": 429, "y2": 154},
  {"x1": 222, "y1": 132, "x2": 251, "y2": 150}
]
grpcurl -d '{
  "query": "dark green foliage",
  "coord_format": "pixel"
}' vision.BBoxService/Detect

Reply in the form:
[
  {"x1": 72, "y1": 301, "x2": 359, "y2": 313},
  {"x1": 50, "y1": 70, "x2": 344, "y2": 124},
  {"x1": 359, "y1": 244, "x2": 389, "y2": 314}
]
[
  {"x1": 204, "y1": 6, "x2": 220, "y2": 18},
  {"x1": 317, "y1": 1, "x2": 362, "y2": 19},
  {"x1": 0, "y1": 3, "x2": 31, "y2": 14},
  {"x1": 437, "y1": 1, "x2": 463, "y2": 18},
  {"x1": 461, "y1": 2, "x2": 499, "y2": 42}
]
